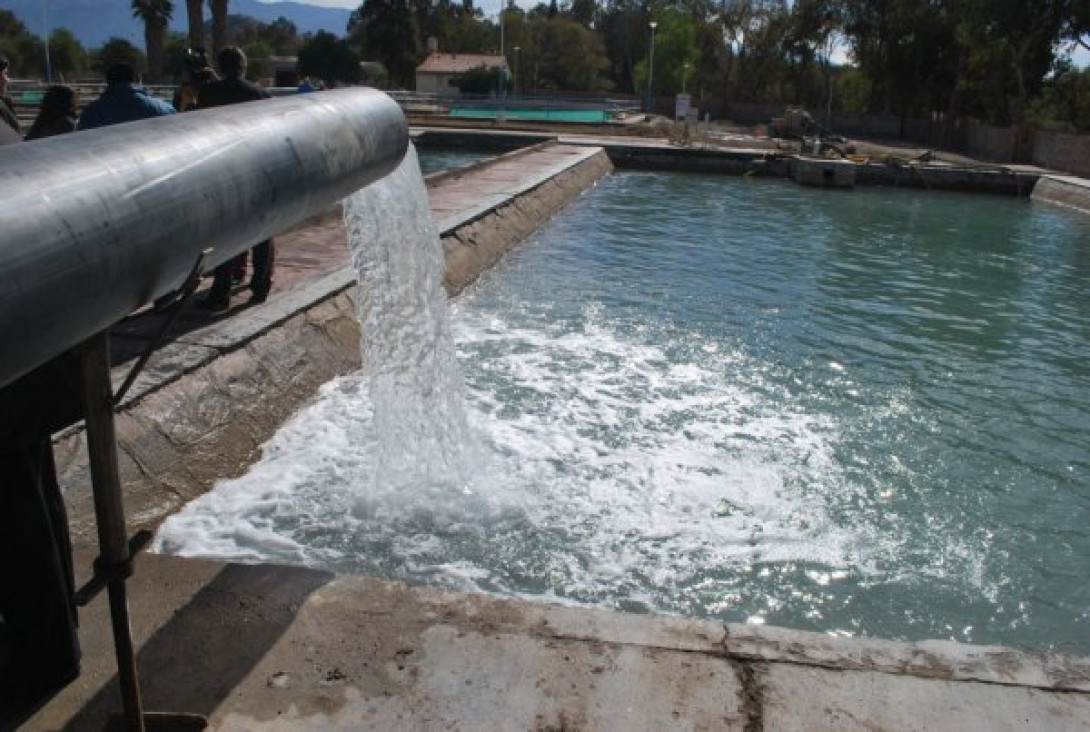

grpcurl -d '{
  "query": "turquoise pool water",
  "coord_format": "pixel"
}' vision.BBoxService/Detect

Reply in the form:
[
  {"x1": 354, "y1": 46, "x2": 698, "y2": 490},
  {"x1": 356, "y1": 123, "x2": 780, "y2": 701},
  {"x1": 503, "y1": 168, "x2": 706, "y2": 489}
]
[
  {"x1": 417, "y1": 148, "x2": 494, "y2": 174},
  {"x1": 449, "y1": 107, "x2": 610, "y2": 123},
  {"x1": 159, "y1": 169, "x2": 1090, "y2": 656}
]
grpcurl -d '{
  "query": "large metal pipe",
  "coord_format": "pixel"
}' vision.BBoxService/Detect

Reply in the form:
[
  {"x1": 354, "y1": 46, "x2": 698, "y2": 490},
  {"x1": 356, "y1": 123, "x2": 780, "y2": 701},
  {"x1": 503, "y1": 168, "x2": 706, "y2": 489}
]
[{"x1": 0, "y1": 87, "x2": 409, "y2": 390}]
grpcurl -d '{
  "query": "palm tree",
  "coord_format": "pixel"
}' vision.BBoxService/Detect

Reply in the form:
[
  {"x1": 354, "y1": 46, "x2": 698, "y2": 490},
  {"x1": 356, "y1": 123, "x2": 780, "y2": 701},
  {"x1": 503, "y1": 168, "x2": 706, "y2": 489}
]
[
  {"x1": 131, "y1": 0, "x2": 174, "y2": 82},
  {"x1": 210, "y1": 0, "x2": 229, "y2": 56},
  {"x1": 186, "y1": 0, "x2": 205, "y2": 50}
]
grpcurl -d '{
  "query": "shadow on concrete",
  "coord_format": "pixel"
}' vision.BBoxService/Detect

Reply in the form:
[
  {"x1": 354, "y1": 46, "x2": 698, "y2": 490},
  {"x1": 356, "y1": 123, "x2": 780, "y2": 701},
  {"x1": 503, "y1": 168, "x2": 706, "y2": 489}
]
[
  {"x1": 63, "y1": 563, "x2": 334, "y2": 730},
  {"x1": 107, "y1": 282, "x2": 252, "y2": 366}
]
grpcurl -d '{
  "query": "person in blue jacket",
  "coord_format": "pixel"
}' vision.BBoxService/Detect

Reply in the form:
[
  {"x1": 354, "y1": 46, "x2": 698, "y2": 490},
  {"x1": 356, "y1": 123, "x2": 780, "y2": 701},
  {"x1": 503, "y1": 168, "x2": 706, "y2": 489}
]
[{"x1": 77, "y1": 63, "x2": 175, "y2": 130}]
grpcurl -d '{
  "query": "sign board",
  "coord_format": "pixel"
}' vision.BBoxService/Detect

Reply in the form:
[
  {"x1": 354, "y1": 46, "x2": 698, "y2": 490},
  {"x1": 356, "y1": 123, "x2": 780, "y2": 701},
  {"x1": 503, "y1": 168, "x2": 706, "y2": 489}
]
[{"x1": 675, "y1": 93, "x2": 691, "y2": 121}]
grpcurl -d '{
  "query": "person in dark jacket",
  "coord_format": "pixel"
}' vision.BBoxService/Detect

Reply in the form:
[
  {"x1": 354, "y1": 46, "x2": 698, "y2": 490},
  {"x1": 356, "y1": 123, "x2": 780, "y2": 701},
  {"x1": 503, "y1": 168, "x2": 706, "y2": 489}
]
[
  {"x1": 0, "y1": 55, "x2": 20, "y2": 135},
  {"x1": 77, "y1": 63, "x2": 175, "y2": 130},
  {"x1": 25, "y1": 85, "x2": 78, "y2": 141},
  {"x1": 173, "y1": 66, "x2": 218, "y2": 112},
  {"x1": 196, "y1": 46, "x2": 275, "y2": 312}
]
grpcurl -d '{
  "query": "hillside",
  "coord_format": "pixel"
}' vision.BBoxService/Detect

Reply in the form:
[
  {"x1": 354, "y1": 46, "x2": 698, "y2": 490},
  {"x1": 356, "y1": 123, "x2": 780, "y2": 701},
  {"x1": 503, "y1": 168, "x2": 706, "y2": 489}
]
[{"x1": 0, "y1": 0, "x2": 352, "y2": 48}]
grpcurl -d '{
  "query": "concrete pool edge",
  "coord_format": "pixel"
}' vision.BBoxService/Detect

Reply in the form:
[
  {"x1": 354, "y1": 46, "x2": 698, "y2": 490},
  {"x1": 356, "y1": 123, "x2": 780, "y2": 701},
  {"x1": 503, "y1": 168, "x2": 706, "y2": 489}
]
[
  {"x1": 30, "y1": 553, "x2": 1090, "y2": 729},
  {"x1": 415, "y1": 126, "x2": 1045, "y2": 196},
  {"x1": 1031, "y1": 174, "x2": 1090, "y2": 215}
]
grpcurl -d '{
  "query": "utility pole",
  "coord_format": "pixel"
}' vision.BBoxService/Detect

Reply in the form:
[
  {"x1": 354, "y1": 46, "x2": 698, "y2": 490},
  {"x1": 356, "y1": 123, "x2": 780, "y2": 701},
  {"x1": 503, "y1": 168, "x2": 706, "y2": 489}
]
[
  {"x1": 42, "y1": 0, "x2": 52, "y2": 83},
  {"x1": 646, "y1": 21, "x2": 657, "y2": 114}
]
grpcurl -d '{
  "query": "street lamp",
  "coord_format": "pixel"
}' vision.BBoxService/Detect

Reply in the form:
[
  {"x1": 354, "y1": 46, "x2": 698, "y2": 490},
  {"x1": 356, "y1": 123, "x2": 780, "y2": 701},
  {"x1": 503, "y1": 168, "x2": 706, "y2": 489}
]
[
  {"x1": 646, "y1": 21, "x2": 657, "y2": 114},
  {"x1": 513, "y1": 45, "x2": 520, "y2": 96}
]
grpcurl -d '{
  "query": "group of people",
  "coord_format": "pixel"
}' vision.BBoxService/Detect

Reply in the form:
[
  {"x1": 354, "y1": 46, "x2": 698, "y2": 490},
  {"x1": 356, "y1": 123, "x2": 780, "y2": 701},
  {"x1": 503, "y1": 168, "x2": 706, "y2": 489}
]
[
  {"x1": 0, "y1": 46, "x2": 277, "y2": 312},
  {"x1": 0, "y1": 45, "x2": 281, "y2": 729}
]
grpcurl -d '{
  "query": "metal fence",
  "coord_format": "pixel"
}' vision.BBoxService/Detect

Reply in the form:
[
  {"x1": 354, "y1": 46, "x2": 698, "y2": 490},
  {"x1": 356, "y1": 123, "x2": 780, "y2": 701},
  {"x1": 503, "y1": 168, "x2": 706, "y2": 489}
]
[{"x1": 387, "y1": 90, "x2": 642, "y2": 122}]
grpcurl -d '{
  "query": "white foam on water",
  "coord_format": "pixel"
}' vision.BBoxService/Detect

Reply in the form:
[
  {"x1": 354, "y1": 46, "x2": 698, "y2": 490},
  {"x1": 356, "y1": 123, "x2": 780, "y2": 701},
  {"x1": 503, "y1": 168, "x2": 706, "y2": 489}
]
[
  {"x1": 155, "y1": 151, "x2": 866, "y2": 619},
  {"x1": 156, "y1": 310, "x2": 864, "y2": 615}
]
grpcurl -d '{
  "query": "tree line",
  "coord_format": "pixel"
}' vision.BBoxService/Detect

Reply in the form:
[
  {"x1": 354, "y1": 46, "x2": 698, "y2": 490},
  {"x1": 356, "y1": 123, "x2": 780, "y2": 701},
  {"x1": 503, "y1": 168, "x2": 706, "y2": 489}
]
[{"x1": 3, "y1": 1, "x2": 1090, "y2": 131}]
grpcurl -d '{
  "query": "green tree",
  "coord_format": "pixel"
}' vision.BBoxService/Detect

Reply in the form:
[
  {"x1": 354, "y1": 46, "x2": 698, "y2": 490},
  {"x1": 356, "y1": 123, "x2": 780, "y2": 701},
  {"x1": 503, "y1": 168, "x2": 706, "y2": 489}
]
[
  {"x1": 349, "y1": 0, "x2": 423, "y2": 88},
  {"x1": 717, "y1": 0, "x2": 796, "y2": 105},
  {"x1": 530, "y1": 15, "x2": 610, "y2": 90},
  {"x1": 458, "y1": 62, "x2": 504, "y2": 93},
  {"x1": 567, "y1": 0, "x2": 598, "y2": 28},
  {"x1": 132, "y1": 0, "x2": 174, "y2": 81},
  {"x1": 597, "y1": 0, "x2": 647, "y2": 95},
  {"x1": 93, "y1": 38, "x2": 147, "y2": 76},
  {"x1": 262, "y1": 17, "x2": 303, "y2": 56},
  {"x1": 0, "y1": 10, "x2": 44, "y2": 77},
  {"x1": 48, "y1": 28, "x2": 88, "y2": 80},
  {"x1": 633, "y1": 8, "x2": 697, "y2": 100},
  {"x1": 163, "y1": 31, "x2": 192, "y2": 78},
  {"x1": 424, "y1": 0, "x2": 492, "y2": 53},
  {"x1": 242, "y1": 40, "x2": 273, "y2": 79},
  {"x1": 840, "y1": 0, "x2": 960, "y2": 118},
  {"x1": 975, "y1": 0, "x2": 1068, "y2": 124},
  {"x1": 299, "y1": 30, "x2": 362, "y2": 85},
  {"x1": 782, "y1": 0, "x2": 840, "y2": 109},
  {"x1": 692, "y1": 16, "x2": 728, "y2": 111}
]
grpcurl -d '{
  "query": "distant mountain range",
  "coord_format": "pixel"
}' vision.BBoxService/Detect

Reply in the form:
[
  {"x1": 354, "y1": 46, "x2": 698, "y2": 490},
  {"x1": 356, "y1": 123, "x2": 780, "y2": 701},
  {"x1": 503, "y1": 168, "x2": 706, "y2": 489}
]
[{"x1": 0, "y1": 0, "x2": 353, "y2": 48}]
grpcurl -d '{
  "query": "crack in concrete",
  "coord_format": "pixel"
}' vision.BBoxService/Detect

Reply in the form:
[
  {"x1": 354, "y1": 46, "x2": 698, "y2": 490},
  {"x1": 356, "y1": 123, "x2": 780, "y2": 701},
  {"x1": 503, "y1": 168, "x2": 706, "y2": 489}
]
[
  {"x1": 538, "y1": 629, "x2": 1090, "y2": 697},
  {"x1": 731, "y1": 660, "x2": 765, "y2": 732}
]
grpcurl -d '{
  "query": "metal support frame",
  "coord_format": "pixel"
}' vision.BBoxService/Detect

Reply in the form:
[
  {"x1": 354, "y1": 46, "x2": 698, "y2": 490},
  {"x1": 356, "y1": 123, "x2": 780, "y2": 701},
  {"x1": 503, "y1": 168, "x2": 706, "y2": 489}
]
[
  {"x1": 113, "y1": 250, "x2": 210, "y2": 407},
  {"x1": 78, "y1": 332, "x2": 206, "y2": 731}
]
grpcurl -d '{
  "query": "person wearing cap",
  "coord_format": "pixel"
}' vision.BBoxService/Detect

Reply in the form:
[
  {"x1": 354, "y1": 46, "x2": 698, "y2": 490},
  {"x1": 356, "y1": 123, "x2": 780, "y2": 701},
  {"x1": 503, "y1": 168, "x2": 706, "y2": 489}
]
[{"x1": 0, "y1": 55, "x2": 20, "y2": 135}]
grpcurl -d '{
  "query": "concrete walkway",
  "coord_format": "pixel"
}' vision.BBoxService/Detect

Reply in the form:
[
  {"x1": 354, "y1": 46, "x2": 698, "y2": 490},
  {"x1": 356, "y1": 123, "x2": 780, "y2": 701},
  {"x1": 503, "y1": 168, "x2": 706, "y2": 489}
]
[
  {"x1": 27, "y1": 139, "x2": 1090, "y2": 730},
  {"x1": 29, "y1": 553, "x2": 1090, "y2": 730}
]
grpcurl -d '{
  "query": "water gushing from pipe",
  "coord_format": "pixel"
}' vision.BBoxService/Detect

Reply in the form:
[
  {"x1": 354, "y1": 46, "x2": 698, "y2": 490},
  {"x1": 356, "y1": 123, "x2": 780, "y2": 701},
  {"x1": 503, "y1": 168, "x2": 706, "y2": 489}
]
[{"x1": 343, "y1": 146, "x2": 473, "y2": 494}]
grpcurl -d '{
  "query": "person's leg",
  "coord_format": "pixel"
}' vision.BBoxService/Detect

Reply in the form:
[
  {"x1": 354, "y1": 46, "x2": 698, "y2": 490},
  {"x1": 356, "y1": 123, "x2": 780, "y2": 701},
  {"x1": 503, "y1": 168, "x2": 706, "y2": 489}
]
[
  {"x1": 233, "y1": 250, "x2": 248, "y2": 284},
  {"x1": 0, "y1": 440, "x2": 81, "y2": 728},
  {"x1": 199, "y1": 258, "x2": 235, "y2": 310},
  {"x1": 249, "y1": 239, "x2": 275, "y2": 304}
]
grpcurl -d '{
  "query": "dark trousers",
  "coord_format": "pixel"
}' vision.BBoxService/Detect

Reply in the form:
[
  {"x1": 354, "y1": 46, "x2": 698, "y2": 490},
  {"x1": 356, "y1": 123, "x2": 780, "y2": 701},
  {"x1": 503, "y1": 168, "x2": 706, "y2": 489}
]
[
  {"x1": 0, "y1": 357, "x2": 82, "y2": 727},
  {"x1": 208, "y1": 238, "x2": 275, "y2": 303}
]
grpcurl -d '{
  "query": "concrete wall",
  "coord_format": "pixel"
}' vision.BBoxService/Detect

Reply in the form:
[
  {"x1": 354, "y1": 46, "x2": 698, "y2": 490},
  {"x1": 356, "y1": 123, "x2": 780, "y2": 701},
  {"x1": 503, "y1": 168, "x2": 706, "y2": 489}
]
[
  {"x1": 442, "y1": 149, "x2": 613, "y2": 294},
  {"x1": 721, "y1": 103, "x2": 1051, "y2": 165},
  {"x1": 416, "y1": 73, "x2": 456, "y2": 95},
  {"x1": 1031, "y1": 175, "x2": 1090, "y2": 215},
  {"x1": 1034, "y1": 130, "x2": 1090, "y2": 178},
  {"x1": 961, "y1": 119, "x2": 1018, "y2": 163}
]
